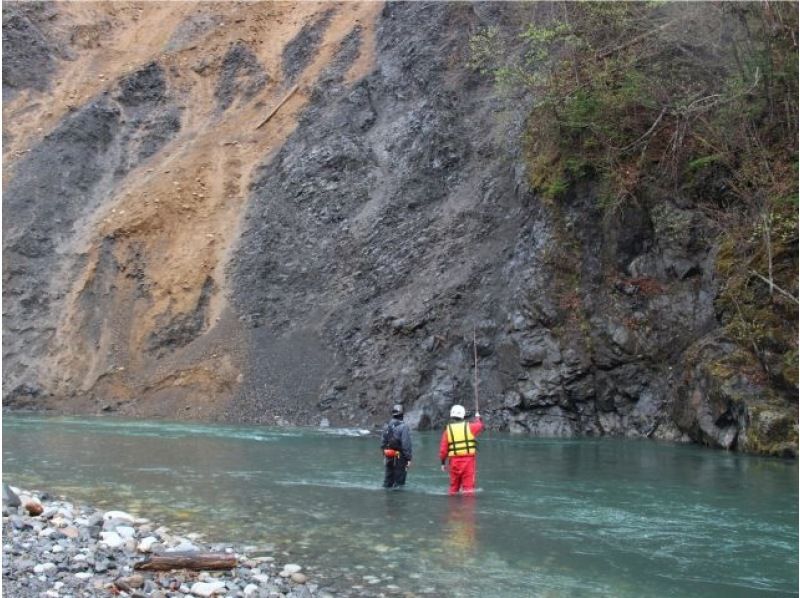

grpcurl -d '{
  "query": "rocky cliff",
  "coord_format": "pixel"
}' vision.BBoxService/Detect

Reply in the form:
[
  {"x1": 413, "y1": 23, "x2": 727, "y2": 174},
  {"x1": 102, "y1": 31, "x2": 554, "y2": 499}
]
[{"x1": 3, "y1": 1, "x2": 797, "y2": 457}]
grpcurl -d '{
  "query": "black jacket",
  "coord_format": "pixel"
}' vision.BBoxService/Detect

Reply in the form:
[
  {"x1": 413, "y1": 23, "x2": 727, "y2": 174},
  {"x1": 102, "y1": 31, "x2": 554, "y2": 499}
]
[{"x1": 381, "y1": 417, "x2": 412, "y2": 460}]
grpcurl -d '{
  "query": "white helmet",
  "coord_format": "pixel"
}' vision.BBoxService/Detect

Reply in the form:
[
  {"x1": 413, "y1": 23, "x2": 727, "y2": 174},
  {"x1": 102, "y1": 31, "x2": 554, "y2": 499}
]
[{"x1": 450, "y1": 404, "x2": 466, "y2": 419}]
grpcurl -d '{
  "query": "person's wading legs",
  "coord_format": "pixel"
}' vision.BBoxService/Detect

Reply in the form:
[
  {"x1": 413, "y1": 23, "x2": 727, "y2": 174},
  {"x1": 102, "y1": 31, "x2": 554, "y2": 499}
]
[
  {"x1": 383, "y1": 457, "x2": 407, "y2": 488},
  {"x1": 448, "y1": 458, "x2": 476, "y2": 495}
]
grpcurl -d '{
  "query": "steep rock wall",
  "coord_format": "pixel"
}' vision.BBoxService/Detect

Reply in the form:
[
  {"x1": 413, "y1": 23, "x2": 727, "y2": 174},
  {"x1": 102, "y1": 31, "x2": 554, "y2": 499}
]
[{"x1": 2, "y1": 2, "x2": 796, "y2": 456}]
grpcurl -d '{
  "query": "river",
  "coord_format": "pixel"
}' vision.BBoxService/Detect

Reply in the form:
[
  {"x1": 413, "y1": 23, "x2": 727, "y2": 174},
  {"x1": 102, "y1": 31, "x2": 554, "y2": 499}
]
[{"x1": 2, "y1": 414, "x2": 797, "y2": 597}]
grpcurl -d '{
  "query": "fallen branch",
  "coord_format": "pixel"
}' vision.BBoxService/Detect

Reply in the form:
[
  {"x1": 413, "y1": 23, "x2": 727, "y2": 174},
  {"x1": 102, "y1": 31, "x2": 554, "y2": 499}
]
[
  {"x1": 615, "y1": 106, "x2": 667, "y2": 153},
  {"x1": 255, "y1": 85, "x2": 299, "y2": 130},
  {"x1": 595, "y1": 18, "x2": 681, "y2": 61},
  {"x1": 135, "y1": 552, "x2": 237, "y2": 572},
  {"x1": 749, "y1": 271, "x2": 799, "y2": 304}
]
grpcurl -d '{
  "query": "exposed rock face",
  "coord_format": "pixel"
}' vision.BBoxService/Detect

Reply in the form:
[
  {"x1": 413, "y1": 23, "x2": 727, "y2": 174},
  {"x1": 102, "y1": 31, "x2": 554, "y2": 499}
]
[
  {"x1": 3, "y1": 60, "x2": 181, "y2": 403},
  {"x1": 2, "y1": 1, "x2": 796, "y2": 456},
  {"x1": 2, "y1": 2, "x2": 63, "y2": 100}
]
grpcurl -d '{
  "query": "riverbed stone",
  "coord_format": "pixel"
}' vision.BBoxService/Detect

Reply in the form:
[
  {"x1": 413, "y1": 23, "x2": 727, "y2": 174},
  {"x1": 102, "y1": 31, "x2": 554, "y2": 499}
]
[
  {"x1": 103, "y1": 510, "x2": 135, "y2": 524},
  {"x1": 99, "y1": 531, "x2": 124, "y2": 549},
  {"x1": 34, "y1": 562, "x2": 57, "y2": 575},
  {"x1": 122, "y1": 573, "x2": 145, "y2": 588},
  {"x1": 116, "y1": 525, "x2": 136, "y2": 539},
  {"x1": 290, "y1": 572, "x2": 308, "y2": 584},
  {"x1": 280, "y1": 563, "x2": 302, "y2": 577},
  {"x1": 25, "y1": 499, "x2": 44, "y2": 517},
  {"x1": 137, "y1": 535, "x2": 159, "y2": 552},
  {"x1": 190, "y1": 580, "x2": 228, "y2": 596},
  {"x1": 3, "y1": 483, "x2": 21, "y2": 509},
  {"x1": 58, "y1": 526, "x2": 80, "y2": 539}
]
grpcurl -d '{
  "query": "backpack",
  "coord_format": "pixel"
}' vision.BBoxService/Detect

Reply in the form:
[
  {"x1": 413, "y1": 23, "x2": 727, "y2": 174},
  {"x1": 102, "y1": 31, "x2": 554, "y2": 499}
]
[{"x1": 381, "y1": 420, "x2": 403, "y2": 451}]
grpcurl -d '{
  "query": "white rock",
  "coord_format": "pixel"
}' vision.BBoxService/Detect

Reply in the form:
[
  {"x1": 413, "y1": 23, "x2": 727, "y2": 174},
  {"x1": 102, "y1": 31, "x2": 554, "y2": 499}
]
[
  {"x1": 99, "y1": 531, "x2": 124, "y2": 549},
  {"x1": 51, "y1": 545, "x2": 64, "y2": 553},
  {"x1": 116, "y1": 526, "x2": 136, "y2": 539},
  {"x1": 53, "y1": 582, "x2": 64, "y2": 590},
  {"x1": 72, "y1": 554, "x2": 87, "y2": 562},
  {"x1": 189, "y1": 581, "x2": 227, "y2": 597},
  {"x1": 34, "y1": 563, "x2": 56, "y2": 574},
  {"x1": 103, "y1": 510, "x2": 135, "y2": 523},
  {"x1": 243, "y1": 583, "x2": 260, "y2": 597},
  {"x1": 38, "y1": 528, "x2": 56, "y2": 538},
  {"x1": 280, "y1": 563, "x2": 302, "y2": 577},
  {"x1": 137, "y1": 536, "x2": 159, "y2": 553},
  {"x1": 44, "y1": 591, "x2": 58, "y2": 598},
  {"x1": 251, "y1": 574, "x2": 270, "y2": 584},
  {"x1": 168, "y1": 541, "x2": 199, "y2": 552},
  {"x1": 75, "y1": 572, "x2": 93, "y2": 580}
]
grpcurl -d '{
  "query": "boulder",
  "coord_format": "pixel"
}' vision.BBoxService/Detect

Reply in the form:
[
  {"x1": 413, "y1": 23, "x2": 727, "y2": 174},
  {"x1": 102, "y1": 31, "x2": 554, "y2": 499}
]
[
  {"x1": 2, "y1": 483, "x2": 21, "y2": 508},
  {"x1": 674, "y1": 336, "x2": 797, "y2": 456}
]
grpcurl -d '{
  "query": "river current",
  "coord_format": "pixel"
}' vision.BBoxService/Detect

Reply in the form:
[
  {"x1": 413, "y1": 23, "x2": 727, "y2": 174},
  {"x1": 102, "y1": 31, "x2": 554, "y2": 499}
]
[{"x1": 2, "y1": 415, "x2": 797, "y2": 597}]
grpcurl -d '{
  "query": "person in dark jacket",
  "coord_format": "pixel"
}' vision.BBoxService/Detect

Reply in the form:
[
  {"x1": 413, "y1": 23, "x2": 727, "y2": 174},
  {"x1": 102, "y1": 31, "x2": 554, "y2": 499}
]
[{"x1": 381, "y1": 404, "x2": 413, "y2": 488}]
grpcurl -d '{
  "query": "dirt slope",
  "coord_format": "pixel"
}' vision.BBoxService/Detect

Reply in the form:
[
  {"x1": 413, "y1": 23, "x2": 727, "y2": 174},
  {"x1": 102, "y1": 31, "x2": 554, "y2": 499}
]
[{"x1": 3, "y1": 1, "x2": 381, "y2": 420}]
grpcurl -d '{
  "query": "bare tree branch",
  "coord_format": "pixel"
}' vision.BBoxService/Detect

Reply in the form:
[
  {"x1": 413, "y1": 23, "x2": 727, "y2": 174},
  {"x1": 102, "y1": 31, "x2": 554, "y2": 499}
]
[{"x1": 750, "y1": 270, "x2": 799, "y2": 304}]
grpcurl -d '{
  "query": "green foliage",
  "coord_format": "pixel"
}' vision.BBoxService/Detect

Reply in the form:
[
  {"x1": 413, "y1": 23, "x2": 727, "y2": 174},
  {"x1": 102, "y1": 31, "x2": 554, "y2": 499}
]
[
  {"x1": 687, "y1": 154, "x2": 723, "y2": 172},
  {"x1": 469, "y1": 2, "x2": 798, "y2": 213},
  {"x1": 468, "y1": 2, "x2": 799, "y2": 393}
]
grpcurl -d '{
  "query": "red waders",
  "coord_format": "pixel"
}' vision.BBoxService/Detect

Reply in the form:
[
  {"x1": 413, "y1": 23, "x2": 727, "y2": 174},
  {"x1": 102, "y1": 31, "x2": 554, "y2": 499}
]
[
  {"x1": 448, "y1": 455, "x2": 477, "y2": 495},
  {"x1": 439, "y1": 418, "x2": 484, "y2": 495}
]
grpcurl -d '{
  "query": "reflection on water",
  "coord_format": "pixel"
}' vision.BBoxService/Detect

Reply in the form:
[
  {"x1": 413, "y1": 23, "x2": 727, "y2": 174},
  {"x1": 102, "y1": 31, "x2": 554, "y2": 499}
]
[
  {"x1": 441, "y1": 496, "x2": 478, "y2": 560},
  {"x1": 3, "y1": 414, "x2": 798, "y2": 597}
]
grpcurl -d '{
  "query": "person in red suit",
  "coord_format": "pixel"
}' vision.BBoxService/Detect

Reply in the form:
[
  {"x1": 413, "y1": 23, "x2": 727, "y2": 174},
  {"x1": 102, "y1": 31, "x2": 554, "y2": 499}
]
[{"x1": 439, "y1": 404, "x2": 484, "y2": 495}]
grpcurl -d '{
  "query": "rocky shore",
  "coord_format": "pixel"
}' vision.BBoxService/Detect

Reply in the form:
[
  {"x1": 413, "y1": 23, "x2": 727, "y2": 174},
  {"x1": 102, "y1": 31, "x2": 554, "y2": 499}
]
[{"x1": 2, "y1": 485, "x2": 330, "y2": 598}]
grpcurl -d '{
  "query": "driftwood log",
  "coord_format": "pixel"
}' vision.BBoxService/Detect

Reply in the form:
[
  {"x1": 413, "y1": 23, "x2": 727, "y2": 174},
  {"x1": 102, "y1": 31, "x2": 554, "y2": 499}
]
[{"x1": 135, "y1": 552, "x2": 237, "y2": 571}]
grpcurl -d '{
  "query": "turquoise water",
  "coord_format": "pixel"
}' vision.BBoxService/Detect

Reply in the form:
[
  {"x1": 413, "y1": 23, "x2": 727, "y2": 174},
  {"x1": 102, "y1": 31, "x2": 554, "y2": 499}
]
[{"x1": 2, "y1": 414, "x2": 797, "y2": 597}]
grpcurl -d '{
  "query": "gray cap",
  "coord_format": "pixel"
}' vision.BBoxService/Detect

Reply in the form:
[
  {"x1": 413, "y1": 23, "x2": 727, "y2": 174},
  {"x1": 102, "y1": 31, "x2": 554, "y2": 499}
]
[{"x1": 391, "y1": 404, "x2": 404, "y2": 416}]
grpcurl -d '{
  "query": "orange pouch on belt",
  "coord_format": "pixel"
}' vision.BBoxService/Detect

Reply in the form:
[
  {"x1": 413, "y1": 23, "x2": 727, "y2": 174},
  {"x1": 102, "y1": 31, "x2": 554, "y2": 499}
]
[{"x1": 383, "y1": 449, "x2": 399, "y2": 458}]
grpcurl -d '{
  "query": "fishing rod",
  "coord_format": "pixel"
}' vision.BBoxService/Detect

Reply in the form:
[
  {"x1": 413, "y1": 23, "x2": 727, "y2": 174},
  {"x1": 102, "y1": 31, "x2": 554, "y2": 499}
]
[{"x1": 473, "y1": 325, "x2": 479, "y2": 417}]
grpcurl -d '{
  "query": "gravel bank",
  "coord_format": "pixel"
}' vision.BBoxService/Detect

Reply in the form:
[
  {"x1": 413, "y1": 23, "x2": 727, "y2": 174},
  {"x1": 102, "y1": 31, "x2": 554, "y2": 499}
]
[{"x1": 2, "y1": 484, "x2": 333, "y2": 598}]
